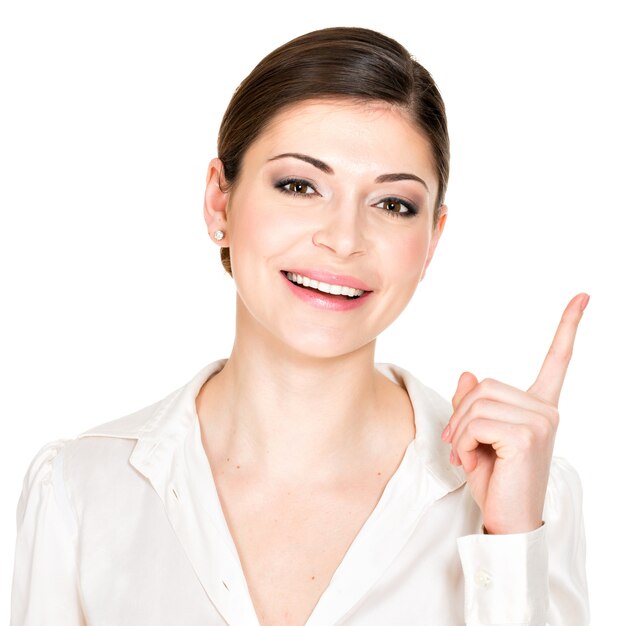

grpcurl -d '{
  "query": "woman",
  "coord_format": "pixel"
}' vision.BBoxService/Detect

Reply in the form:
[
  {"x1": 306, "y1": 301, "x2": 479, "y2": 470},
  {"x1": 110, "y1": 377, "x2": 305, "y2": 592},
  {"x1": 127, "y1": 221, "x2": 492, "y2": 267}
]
[{"x1": 10, "y1": 26, "x2": 589, "y2": 625}]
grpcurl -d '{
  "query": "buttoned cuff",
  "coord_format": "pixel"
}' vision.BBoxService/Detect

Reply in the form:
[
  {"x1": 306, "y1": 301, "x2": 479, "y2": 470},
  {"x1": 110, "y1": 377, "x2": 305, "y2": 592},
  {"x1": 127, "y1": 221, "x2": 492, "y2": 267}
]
[{"x1": 457, "y1": 523, "x2": 548, "y2": 626}]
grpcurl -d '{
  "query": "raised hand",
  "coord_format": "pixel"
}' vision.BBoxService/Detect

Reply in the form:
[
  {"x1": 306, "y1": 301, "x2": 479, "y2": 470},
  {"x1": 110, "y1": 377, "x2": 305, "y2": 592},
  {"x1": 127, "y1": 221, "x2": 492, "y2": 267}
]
[{"x1": 441, "y1": 293, "x2": 589, "y2": 535}]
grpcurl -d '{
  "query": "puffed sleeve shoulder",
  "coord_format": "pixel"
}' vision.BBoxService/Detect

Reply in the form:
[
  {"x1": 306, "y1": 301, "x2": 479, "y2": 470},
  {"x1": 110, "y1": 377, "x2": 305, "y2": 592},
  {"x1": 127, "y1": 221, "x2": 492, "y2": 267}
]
[
  {"x1": 10, "y1": 440, "x2": 87, "y2": 626},
  {"x1": 456, "y1": 456, "x2": 590, "y2": 626}
]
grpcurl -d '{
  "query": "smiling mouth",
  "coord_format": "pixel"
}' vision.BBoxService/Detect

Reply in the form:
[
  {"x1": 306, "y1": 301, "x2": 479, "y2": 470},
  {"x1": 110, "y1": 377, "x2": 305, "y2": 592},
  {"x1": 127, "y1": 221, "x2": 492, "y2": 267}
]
[{"x1": 281, "y1": 271, "x2": 367, "y2": 299}]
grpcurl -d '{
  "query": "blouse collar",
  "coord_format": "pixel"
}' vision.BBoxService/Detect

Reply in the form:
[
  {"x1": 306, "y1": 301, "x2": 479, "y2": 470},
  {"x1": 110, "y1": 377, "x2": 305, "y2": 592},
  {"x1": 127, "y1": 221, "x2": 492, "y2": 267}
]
[
  {"x1": 78, "y1": 358, "x2": 466, "y2": 624},
  {"x1": 79, "y1": 358, "x2": 466, "y2": 497}
]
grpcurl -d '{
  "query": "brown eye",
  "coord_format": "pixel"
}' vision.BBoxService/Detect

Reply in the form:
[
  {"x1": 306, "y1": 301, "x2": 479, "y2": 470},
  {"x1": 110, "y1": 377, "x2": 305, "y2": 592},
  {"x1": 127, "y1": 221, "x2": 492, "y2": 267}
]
[
  {"x1": 287, "y1": 181, "x2": 310, "y2": 194},
  {"x1": 275, "y1": 178, "x2": 317, "y2": 197},
  {"x1": 374, "y1": 197, "x2": 418, "y2": 218},
  {"x1": 382, "y1": 200, "x2": 404, "y2": 213}
]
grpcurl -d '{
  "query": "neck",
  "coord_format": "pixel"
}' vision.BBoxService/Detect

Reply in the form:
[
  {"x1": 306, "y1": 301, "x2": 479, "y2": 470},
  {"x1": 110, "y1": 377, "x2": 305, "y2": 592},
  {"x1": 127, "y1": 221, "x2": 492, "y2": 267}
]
[{"x1": 196, "y1": 308, "x2": 414, "y2": 485}]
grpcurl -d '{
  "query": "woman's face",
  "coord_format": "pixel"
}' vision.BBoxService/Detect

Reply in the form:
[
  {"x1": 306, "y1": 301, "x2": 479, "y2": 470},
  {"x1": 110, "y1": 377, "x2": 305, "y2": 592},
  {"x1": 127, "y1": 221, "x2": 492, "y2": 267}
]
[{"x1": 205, "y1": 98, "x2": 447, "y2": 359}]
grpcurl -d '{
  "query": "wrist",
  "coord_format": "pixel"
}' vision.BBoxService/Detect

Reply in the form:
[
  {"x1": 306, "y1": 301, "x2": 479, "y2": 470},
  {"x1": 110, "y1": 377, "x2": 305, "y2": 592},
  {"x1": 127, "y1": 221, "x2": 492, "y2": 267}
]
[{"x1": 483, "y1": 520, "x2": 544, "y2": 535}]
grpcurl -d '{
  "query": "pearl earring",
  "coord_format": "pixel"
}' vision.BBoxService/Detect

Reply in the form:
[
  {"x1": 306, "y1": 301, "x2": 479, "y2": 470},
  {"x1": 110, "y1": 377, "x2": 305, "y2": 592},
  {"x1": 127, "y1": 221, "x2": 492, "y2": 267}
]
[{"x1": 213, "y1": 230, "x2": 225, "y2": 241}]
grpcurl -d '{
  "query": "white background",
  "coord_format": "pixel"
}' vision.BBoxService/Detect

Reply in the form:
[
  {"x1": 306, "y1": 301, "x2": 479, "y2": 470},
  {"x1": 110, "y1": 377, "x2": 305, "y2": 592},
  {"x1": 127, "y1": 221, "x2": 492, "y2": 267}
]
[{"x1": 1, "y1": 0, "x2": 623, "y2": 622}]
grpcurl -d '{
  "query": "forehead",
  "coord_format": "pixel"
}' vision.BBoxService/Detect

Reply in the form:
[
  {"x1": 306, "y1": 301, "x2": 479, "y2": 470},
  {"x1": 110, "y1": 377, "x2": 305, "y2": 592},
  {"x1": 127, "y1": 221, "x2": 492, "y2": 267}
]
[{"x1": 244, "y1": 98, "x2": 437, "y2": 182}]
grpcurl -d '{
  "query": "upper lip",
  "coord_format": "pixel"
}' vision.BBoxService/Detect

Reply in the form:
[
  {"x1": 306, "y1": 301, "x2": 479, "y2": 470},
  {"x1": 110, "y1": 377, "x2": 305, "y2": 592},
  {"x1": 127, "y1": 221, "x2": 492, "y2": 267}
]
[{"x1": 283, "y1": 269, "x2": 373, "y2": 292}]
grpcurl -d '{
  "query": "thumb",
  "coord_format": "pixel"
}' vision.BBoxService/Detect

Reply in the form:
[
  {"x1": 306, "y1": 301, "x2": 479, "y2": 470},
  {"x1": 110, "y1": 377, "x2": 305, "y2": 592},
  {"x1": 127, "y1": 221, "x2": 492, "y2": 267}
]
[{"x1": 452, "y1": 371, "x2": 479, "y2": 411}]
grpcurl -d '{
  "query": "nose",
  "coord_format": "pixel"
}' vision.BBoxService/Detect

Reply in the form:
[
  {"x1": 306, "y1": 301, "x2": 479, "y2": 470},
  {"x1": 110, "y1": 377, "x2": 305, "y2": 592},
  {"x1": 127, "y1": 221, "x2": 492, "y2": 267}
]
[{"x1": 312, "y1": 200, "x2": 368, "y2": 258}]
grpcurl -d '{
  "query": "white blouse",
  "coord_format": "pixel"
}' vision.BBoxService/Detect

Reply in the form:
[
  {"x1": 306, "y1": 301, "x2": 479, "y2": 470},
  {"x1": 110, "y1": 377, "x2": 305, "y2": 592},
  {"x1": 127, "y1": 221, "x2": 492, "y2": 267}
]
[{"x1": 10, "y1": 359, "x2": 590, "y2": 625}]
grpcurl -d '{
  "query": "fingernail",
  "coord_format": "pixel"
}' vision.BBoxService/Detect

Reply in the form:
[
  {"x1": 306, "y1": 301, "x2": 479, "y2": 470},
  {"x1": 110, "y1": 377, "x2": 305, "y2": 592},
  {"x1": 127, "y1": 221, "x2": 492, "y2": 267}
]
[
  {"x1": 441, "y1": 425, "x2": 451, "y2": 441},
  {"x1": 580, "y1": 294, "x2": 590, "y2": 313}
]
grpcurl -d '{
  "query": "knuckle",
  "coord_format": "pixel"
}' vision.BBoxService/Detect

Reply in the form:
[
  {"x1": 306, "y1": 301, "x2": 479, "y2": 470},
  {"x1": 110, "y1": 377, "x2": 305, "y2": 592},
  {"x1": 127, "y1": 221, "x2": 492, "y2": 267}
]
[
  {"x1": 454, "y1": 425, "x2": 469, "y2": 447},
  {"x1": 465, "y1": 417, "x2": 487, "y2": 441},
  {"x1": 534, "y1": 417, "x2": 553, "y2": 440},
  {"x1": 454, "y1": 421, "x2": 468, "y2": 443},
  {"x1": 546, "y1": 405, "x2": 560, "y2": 424},
  {"x1": 468, "y1": 398, "x2": 487, "y2": 416},
  {"x1": 465, "y1": 420, "x2": 477, "y2": 438},
  {"x1": 519, "y1": 419, "x2": 553, "y2": 449},
  {"x1": 518, "y1": 425, "x2": 535, "y2": 450},
  {"x1": 467, "y1": 417, "x2": 485, "y2": 435},
  {"x1": 479, "y1": 378, "x2": 496, "y2": 392}
]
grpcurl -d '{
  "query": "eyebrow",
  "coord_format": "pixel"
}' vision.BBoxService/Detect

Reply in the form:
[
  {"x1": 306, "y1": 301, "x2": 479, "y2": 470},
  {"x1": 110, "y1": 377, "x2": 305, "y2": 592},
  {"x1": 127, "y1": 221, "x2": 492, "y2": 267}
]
[{"x1": 267, "y1": 152, "x2": 430, "y2": 192}]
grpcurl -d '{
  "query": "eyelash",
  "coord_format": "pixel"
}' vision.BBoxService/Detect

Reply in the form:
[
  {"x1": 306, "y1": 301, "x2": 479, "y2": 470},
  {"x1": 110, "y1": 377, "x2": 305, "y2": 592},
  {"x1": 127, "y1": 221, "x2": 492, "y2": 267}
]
[
  {"x1": 275, "y1": 177, "x2": 318, "y2": 198},
  {"x1": 274, "y1": 177, "x2": 419, "y2": 218}
]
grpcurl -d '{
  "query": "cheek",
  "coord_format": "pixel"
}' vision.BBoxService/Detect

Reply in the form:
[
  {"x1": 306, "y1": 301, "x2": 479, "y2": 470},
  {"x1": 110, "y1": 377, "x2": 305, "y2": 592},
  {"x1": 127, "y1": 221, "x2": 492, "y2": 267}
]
[
  {"x1": 230, "y1": 200, "x2": 264, "y2": 255},
  {"x1": 384, "y1": 228, "x2": 431, "y2": 286},
  {"x1": 228, "y1": 191, "x2": 303, "y2": 269}
]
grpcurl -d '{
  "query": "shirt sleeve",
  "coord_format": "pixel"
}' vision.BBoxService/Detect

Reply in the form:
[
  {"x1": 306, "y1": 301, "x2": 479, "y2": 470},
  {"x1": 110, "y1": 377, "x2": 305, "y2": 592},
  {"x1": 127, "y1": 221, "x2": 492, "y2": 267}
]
[
  {"x1": 10, "y1": 439, "x2": 87, "y2": 626},
  {"x1": 456, "y1": 456, "x2": 590, "y2": 626}
]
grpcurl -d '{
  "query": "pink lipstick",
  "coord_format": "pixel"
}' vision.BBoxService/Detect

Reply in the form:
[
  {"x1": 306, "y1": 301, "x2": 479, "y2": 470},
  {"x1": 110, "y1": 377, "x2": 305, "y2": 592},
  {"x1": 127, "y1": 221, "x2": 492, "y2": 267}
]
[{"x1": 281, "y1": 270, "x2": 373, "y2": 311}]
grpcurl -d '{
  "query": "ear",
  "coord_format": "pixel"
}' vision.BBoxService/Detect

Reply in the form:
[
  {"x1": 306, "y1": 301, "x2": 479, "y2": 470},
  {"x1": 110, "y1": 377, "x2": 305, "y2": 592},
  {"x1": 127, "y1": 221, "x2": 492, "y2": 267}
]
[
  {"x1": 203, "y1": 158, "x2": 230, "y2": 244},
  {"x1": 419, "y1": 204, "x2": 448, "y2": 282}
]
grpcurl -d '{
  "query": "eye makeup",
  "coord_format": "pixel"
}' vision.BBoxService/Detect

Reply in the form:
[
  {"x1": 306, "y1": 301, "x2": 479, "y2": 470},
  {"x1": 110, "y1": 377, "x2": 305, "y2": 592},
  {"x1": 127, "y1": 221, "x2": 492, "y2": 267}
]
[
  {"x1": 274, "y1": 177, "x2": 319, "y2": 198},
  {"x1": 375, "y1": 197, "x2": 419, "y2": 218},
  {"x1": 273, "y1": 176, "x2": 420, "y2": 219}
]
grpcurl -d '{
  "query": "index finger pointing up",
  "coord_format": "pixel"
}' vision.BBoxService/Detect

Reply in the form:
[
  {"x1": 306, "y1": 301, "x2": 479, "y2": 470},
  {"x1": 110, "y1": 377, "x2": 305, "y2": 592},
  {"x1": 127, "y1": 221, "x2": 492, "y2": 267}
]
[{"x1": 528, "y1": 293, "x2": 590, "y2": 406}]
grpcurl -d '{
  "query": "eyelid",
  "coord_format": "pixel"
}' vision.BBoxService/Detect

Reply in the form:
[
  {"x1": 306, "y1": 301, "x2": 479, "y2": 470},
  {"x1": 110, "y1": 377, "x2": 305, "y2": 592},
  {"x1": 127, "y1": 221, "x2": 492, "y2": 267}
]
[
  {"x1": 374, "y1": 196, "x2": 419, "y2": 217},
  {"x1": 274, "y1": 176, "x2": 320, "y2": 196},
  {"x1": 273, "y1": 176, "x2": 420, "y2": 216}
]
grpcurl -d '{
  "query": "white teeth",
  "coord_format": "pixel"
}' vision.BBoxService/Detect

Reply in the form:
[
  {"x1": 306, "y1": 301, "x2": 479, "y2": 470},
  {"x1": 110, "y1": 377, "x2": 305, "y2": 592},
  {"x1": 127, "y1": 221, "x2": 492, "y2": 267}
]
[{"x1": 285, "y1": 272, "x2": 365, "y2": 297}]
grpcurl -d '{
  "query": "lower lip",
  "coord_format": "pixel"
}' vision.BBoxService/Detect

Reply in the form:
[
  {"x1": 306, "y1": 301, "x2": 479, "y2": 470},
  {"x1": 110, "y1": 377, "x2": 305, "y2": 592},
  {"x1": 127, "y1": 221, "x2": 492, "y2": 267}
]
[{"x1": 281, "y1": 272, "x2": 372, "y2": 311}]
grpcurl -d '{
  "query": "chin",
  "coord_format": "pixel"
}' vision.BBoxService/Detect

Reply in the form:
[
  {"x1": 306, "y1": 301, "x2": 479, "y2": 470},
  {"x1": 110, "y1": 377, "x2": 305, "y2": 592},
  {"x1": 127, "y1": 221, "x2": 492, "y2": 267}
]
[{"x1": 276, "y1": 327, "x2": 377, "y2": 361}]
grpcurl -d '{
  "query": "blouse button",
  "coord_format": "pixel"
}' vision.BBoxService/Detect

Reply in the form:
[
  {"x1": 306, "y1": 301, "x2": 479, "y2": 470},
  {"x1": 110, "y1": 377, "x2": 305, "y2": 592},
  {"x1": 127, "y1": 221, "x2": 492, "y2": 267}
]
[{"x1": 474, "y1": 568, "x2": 492, "y2": 587}]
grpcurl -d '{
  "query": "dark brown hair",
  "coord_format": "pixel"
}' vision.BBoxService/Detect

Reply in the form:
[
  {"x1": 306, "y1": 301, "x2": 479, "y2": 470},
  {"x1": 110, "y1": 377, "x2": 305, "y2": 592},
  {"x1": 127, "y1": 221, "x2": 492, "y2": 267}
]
[{"x1": 216, "y1": 26, "x2": 450, "y2": 276}]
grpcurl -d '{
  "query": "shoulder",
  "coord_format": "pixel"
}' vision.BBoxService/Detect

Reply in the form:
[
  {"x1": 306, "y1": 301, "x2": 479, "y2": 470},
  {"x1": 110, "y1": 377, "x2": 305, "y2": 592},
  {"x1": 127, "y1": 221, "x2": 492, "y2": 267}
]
[
  {"x1": 17, "y1": 439, "x2": 72, "y2": 510},
  {"x1": 59, "y1": 391, "x2": 173, "y2": 470},
  {"x1": 375, "y1": 361, "x2": 452, "y2": 425},
  {"x1": 77, "y1": 385, "x2": 181, "y2": 440},
  {"x1": 18, "y1": 386, "x2": 177, "y2": 498}
]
